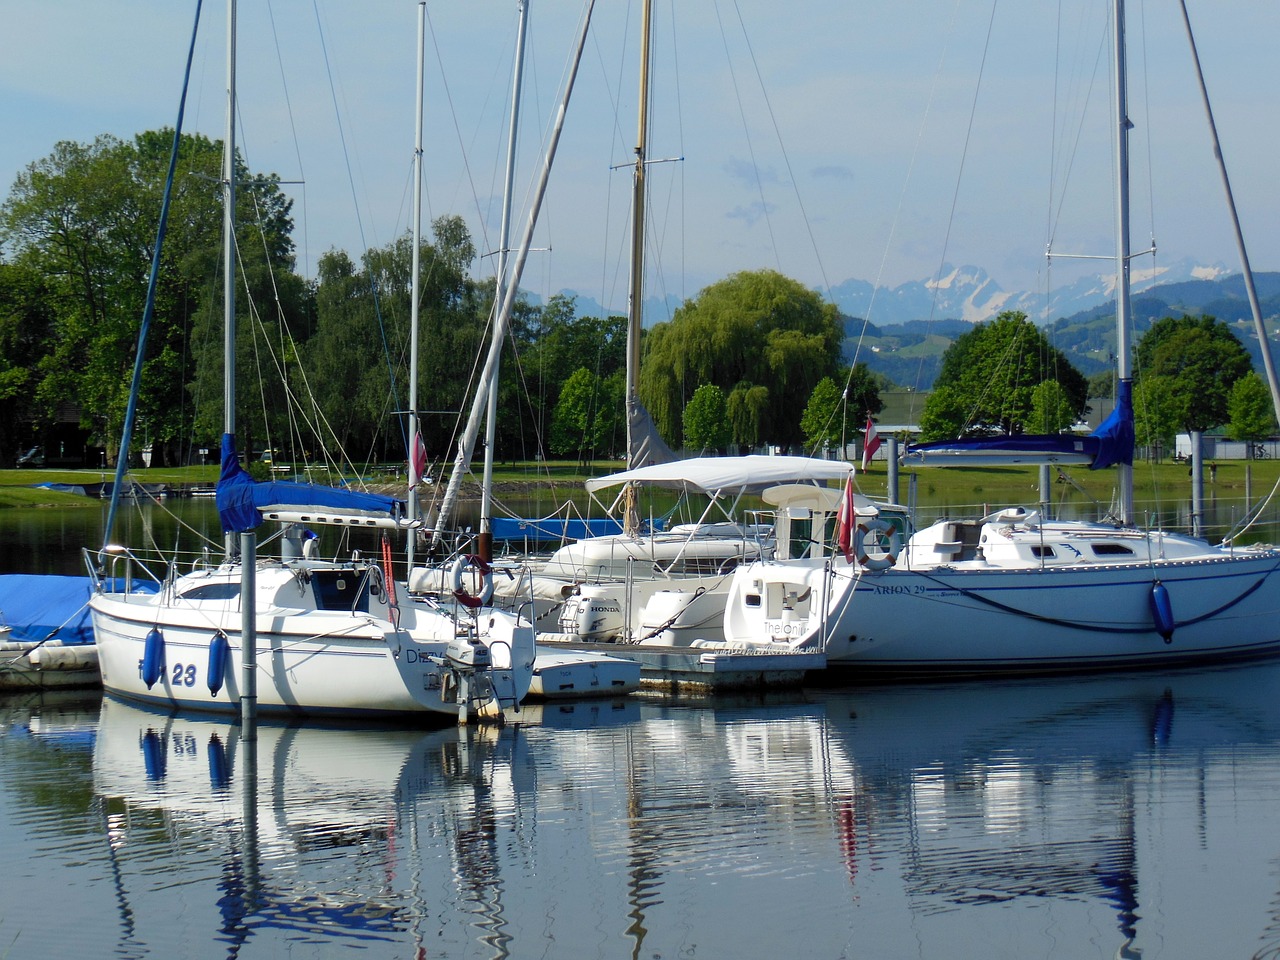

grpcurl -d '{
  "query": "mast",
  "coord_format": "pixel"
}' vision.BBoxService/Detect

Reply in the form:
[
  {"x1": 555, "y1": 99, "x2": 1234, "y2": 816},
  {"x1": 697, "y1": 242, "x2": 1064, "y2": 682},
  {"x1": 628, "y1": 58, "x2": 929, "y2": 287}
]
[
  {"x1": 1112, "y1": 0, "x2": 1134, "y2": 525},
  {"x1": 407, "y1": 1, "x2": 426, "y2": 569},
  {"x1": 223, "y1": 0, "x2": 240, "y2": 559},
  {"x1": 624, "y1": 0, "x2": 652, "y2": 472},
  {"x1": 430, "y1": 0, "x2": 597, "y2": 548},
  {"x1": 479, "y1": 0, "x2": 530, "y2": 564}
]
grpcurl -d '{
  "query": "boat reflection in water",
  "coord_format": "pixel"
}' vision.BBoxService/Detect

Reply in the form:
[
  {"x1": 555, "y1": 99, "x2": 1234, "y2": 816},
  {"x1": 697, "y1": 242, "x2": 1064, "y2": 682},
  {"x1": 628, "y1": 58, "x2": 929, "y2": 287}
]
[{"x1": 9, "y1": 661, "x2": 1280, "y2": 958}]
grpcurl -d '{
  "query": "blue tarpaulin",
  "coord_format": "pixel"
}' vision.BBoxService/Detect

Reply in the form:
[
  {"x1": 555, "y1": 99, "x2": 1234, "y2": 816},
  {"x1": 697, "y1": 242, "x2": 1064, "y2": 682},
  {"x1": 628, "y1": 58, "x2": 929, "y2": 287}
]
[{"x1": 0, "y1": 575, "x2": 146, "y2": 646}]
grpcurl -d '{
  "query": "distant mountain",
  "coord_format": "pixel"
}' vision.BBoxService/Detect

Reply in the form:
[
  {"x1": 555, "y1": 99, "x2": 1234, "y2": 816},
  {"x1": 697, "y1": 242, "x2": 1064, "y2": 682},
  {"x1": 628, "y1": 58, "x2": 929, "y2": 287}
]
[
  {"x1": 848, "y1": 271, "x2": 1280, "y2": 388},
  {"x1": 830, "y1": 259, "x2": 1243, "y2": 328}
]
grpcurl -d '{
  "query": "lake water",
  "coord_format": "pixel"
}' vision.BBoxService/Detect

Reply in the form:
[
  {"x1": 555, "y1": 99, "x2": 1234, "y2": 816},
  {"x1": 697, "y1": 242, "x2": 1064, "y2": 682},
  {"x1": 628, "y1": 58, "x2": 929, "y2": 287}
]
[
  {"x1": 7, "y1": 665, "x2": 1280, "y2": 959},
  {"x1": 6, "y1": 499, "x2": 1280, "y2": 958}
]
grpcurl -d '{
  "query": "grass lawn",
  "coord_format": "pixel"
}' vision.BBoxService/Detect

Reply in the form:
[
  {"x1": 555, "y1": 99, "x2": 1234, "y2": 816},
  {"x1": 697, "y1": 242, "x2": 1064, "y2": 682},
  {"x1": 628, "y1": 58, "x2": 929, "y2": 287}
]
[{"x1": 3, "y1": 458, "x2": 1277, "y2": 525}]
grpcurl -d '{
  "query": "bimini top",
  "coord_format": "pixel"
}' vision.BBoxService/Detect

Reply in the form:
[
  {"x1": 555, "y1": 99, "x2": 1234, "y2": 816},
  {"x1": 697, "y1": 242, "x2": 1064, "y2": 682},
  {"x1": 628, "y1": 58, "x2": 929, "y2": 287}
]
[{"x1": 583, "y1": 455, "x2": 853, "y2": 496}]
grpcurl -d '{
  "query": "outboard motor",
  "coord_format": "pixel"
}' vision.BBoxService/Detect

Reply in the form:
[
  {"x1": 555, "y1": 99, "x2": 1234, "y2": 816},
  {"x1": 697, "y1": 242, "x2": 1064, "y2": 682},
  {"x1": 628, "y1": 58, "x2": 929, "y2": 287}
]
[
  {"x1": 443, "y1": 635, "x2": 499, "y2": 723},
  {"x1": 557, "y1": 586, "x2": 626, "y2": 641}
]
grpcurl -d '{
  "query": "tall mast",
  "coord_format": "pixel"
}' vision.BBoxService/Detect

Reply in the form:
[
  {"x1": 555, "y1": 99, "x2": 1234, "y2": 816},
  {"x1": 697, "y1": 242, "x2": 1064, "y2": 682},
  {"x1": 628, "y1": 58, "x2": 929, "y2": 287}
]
[
  {"x1": 223, "y1": 0, "x2": 239, "y2": 560},
  {"x1": 624, "y1": 0, "x2": 653, "y2": 471},
  {"x1": 479, "y1": 0, "x2": 530, "y2": 564},
  {"x1": 430, "y1": 0, "x2": 597, "y2": 547},
  {"x1": 407, "y1": 1, "x2": 426, "y2": 569},
  {"x1": 1112, "y1": 0, "x2": 1134, "y2": 525}
]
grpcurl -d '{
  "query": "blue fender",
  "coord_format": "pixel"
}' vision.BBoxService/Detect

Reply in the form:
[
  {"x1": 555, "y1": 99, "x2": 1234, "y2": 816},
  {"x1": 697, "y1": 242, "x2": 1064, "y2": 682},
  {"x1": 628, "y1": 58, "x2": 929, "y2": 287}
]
[
  {"x1": 141, "y1": 729, "x2": 167, "y2": 781},
  {"x1": 1149, "y1": 581, "x2": 1175, "y2": 643},
  {"x1": 142, "y1": 628, "x2": 165, "y2": 689},
  {"x1": 207, "y1": 631, "x2": 230, "y2": 696},
  {"x1": 207, "y1": 733, "x2": 231, "y2": 790}
]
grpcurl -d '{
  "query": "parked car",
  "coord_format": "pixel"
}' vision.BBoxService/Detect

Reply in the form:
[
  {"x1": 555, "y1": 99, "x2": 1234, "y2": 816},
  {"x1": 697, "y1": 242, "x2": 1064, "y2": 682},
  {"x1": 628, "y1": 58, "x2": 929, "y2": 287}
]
[{"x1": 16, "y1": 446, "x2": 43, "y2": 467}]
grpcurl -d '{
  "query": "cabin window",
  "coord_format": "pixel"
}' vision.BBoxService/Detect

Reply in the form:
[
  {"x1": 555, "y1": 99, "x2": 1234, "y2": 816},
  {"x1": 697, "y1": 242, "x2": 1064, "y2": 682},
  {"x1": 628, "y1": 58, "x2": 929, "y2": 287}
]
[
  {"x1": 1031, "y1": 545, "x2": 1056, "y2": 559},
  {"x1": 745, "y1": 594, "x2": 762, "y2": 607},
  {"x1": 178, "y1": 583, "x2": 241, "y2": 601},
  {"x1": 1091, "y1": 543, "x2": 1135, "y2": 558}
]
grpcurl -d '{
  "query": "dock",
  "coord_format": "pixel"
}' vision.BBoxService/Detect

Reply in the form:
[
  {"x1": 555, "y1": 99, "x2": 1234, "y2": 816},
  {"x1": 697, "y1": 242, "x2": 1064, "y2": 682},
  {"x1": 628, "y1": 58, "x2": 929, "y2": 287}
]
[{"x1": 536, "y1": 636, "x2": 824, "y2": 693}]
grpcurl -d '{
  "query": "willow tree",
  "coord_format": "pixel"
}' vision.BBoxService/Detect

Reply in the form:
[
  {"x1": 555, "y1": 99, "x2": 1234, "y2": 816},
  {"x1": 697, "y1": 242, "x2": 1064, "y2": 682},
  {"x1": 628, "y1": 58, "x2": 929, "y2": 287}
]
[{"x1": 638, "y1": 269, "x2": 842, "y2": 449}]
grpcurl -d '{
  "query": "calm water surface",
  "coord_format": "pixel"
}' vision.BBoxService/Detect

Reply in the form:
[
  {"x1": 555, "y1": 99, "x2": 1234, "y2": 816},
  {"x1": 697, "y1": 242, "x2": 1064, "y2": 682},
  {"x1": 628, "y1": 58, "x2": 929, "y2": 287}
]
[
  {"x1": 5, "y1": 500, "x2": 1280, "y2": 958},
  {"x1": 6, "y1": 665, "x2": 1280, "y2": 959}
]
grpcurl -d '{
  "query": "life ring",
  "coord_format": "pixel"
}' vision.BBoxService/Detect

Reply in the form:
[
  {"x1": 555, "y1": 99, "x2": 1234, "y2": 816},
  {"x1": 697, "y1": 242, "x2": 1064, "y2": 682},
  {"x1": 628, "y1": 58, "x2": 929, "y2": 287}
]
[
  {"x1": 449, "y1": 554, "x2": 494, "y2": 609},
  {"x1": 854, "y1": 519, "x2": 900, "y2": 570}
]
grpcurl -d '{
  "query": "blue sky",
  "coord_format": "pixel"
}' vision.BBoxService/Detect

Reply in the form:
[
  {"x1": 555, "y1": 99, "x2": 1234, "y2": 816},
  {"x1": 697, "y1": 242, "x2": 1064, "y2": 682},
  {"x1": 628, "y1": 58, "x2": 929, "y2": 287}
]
[{"x1": 1, "y1": 0, "x2": 1277, "y2": 321}]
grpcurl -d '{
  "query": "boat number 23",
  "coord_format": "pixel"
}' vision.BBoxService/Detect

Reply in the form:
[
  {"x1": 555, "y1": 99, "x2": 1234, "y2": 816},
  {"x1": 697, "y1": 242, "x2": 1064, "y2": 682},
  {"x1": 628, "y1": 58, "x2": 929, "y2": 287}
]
[{"x1": 138, "y1": 661, "x2": 199, "y2": 686}]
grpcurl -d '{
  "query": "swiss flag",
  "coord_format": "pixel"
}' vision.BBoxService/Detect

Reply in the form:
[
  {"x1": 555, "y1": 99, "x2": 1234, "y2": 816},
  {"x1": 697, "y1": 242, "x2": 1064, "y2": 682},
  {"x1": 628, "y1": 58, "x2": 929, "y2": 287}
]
[{"x1": 862, "y1": 415, "x2": 881, "y2": 471}]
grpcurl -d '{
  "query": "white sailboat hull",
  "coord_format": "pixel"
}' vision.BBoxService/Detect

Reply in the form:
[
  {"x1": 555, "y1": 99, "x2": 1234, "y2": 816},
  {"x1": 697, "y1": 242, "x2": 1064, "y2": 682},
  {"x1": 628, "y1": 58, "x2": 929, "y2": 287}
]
[
  {"x1": 90, "y1": 563, "x2": 535, "y2": 720},
  {"x1": 724, "y1": 548, "x2": 1280, "y2": 674}
]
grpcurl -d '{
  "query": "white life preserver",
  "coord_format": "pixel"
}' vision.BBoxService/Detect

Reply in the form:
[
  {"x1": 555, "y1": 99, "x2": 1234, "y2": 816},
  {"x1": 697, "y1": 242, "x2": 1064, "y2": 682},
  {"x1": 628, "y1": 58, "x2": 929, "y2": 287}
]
[
  {"x1": 855, "y1": 519, "x2": 900, "y2": 570},
  {"x1": 449, "y1": 554, "x2": 494, "y2": 609}
]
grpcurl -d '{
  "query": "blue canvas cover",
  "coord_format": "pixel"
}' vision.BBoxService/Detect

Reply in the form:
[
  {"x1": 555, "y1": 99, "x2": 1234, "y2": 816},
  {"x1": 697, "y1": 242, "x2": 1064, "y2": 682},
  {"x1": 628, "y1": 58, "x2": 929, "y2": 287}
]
[
  {"x1": 216, "y1": 434, "x2": 402, "y2": 534},
  {"x1": 489, "y1": 517, "x2": 625, "y2": 542},
  {"x1": 0, "y1": 575, "x2": 155, "y2": 645},
  {"x1": 904, "y1": 379, "x2": 1134, "y2": 470}
]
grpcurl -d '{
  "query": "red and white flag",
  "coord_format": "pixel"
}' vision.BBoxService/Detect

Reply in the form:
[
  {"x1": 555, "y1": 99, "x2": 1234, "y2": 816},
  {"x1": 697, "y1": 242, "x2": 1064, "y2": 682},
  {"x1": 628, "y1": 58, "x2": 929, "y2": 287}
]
[
  {"x1": 408, "y1": 431, "x2": 427, "y2": 489},
  {"x1": 861, "y1": 415, "x2": 881, "y2": 471},
  {"x1": 835, "y1": 474, "x2": 856, "y2": 563}
]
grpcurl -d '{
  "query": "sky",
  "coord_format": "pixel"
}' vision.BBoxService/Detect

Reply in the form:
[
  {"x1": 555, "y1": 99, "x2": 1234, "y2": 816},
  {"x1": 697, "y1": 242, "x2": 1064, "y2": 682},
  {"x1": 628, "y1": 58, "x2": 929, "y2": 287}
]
[{"x1": 1, "y1": 0, "x2": 1277, "y2": 322}]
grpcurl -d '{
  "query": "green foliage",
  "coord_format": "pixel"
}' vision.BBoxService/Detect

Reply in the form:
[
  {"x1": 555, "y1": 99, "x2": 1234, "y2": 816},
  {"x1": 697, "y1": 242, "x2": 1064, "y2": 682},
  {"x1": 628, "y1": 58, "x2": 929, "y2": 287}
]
[
  {"x1": 800, "y1": 361, "x2": 886, "y2": 454},
  {"x1": 917, "y1": 384, "x2": 968, "y2": 442},
  {"x1": 1134, "y1": 314, "x2": 1253, "y2": 433},
  {"x1": 1028, "y1": 380, "x2": 1076, "y2": 434},
  {"x1": 1226, "y1": 371, "x2": 1277, "y2": 444},
  {"x1": 0, "y1": 130, "x2": 295, "y2": 466},
  {"x1": 800, "y1": 377, "x2": 843, "y2": 452},
  {"x1": 549, "y1": 367, "x2": 623, "y2": 463},
  {"x1": 726, "y1": 382, "x2": 769, "y2": 449},
  {"x1": 639, "y1": 268, "x2": 842, "y2": 448},
  {"x1": 919, "y1": 311, "x2": 1087, "y2": 440},
  {"x1": 1133, "y1": 375, "x2": 1181, "y2": 453},
  {"x1": 682, "y1": 383, "x2": 732, "y2": 453}
]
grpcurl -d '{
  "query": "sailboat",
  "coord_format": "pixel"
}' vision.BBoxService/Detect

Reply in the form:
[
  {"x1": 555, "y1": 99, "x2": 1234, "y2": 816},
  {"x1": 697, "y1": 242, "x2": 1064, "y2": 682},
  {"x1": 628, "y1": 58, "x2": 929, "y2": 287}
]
[
  {"x1": 710, "y1": 0, "x2": 1280, "y2": 674},
  {"x1": 491, "y1": 0, "x2": 854, "y2": 648},
  {"x1": 87, "y1": 0, "x2": 534, "y2": 721}
]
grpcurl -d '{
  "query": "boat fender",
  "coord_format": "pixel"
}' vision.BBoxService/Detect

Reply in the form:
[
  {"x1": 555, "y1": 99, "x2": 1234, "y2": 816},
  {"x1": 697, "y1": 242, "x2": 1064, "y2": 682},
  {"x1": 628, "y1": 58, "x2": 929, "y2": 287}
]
[
  {"x1": 142, "y1": 627, "x2": 166, "y2": 689},
  {"x1": 854, "y1": 520, "x2": 900, "y2": 571},
  {"x1": 141, "y1": 728, "x2": 167, "y2": 782},
  {"x1": 207, "y1": 733, "x2": 231, "y2": 789},
  {"x1": 1149, "y1": 580, "x2": 1175, "y2": 643},
  {"x1": 207, "y1": 630, "x2": 230, "y2": 696},
  {"x1": 450, "y1": 554, "x2": 494, "y2": 609}
]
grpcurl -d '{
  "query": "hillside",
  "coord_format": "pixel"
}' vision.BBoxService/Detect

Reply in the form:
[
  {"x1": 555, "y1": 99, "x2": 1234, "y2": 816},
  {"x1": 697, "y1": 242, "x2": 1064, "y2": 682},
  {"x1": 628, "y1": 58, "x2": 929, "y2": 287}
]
[{"x1": 847, "y1": 272, "x2": 1280, "y2": 387}]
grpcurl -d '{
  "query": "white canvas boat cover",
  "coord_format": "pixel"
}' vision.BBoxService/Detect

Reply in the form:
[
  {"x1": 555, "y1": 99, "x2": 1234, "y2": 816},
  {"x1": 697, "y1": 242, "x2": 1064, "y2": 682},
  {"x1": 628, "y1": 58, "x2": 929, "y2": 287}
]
[{"x1": 583, "y1": 455, "x2": 852, "y2": 495}]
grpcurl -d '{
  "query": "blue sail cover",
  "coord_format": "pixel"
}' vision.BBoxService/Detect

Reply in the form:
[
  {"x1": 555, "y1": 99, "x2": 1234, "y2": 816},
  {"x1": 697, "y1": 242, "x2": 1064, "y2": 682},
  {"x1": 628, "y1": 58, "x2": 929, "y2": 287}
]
[
  {"x1": 903, "y1": 379, "x2": 1134, "y2": 470},
  {"x1": 216, "y1": 435, "x2": 402, "y2": 534}
]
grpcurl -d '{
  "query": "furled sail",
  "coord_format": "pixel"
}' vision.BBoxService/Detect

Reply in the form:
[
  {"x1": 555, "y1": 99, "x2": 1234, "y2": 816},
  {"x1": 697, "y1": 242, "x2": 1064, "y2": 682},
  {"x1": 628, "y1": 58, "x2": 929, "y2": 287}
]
[
  {"x1": 902, "y1": 380, "x2": 1134, "y2": 470},
  {"x1": 216, "y1": 435, "x2": 402, "y2": 534}
]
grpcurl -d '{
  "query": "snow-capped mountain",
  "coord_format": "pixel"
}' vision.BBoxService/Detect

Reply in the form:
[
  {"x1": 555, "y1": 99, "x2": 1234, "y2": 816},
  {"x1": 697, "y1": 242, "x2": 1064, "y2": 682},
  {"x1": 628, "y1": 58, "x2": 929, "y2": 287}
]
[{"x1": 829, "y1": 259, "x2": 1235, "y2": 326}]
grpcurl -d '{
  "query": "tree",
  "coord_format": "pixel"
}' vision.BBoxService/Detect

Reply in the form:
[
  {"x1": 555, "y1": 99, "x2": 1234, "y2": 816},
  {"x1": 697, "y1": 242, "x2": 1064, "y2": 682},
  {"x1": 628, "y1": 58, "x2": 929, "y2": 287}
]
[
  {"x1": 1133, "y1": 375, "x2": 1180, "y2": 458},
  {"x1": 1, "y1": 130, "x2": 296, "y2": 465},
  {"x1": 919, "y1": 311, "x2": 1087, "y2": 440},
  {"x1": 1135, "y1": 314, "x2": 1252, "y2": 433},
  {"x1": 1227, "y1": 371, "x2": 1277, "y2": 458},
  {"x1": 1028, "y1": 380, "x2": 1076, "y2": 434},
  {"x1": 682, "y1": 383, "x2": 731, "y2": 453},
  {"x1": 0, "y1": 262, "x2": 55, "y2": 465},
  {"x1": 638, "y1": 269, "x2": 842, "y2": 448},
  {"x1": 548, "y1": 367, "x2": 623, "y2": 463},
  {"x1": 726, "y1": 382, "x2": 769, "y2": 451},
  {"x1": 801, "y1": 377, "x2": 843, "y2": 452}
]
